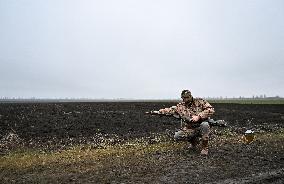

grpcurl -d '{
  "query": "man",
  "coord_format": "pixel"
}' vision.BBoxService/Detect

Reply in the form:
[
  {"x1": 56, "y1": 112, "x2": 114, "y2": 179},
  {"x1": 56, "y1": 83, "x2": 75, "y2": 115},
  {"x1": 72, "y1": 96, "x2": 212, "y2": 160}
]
[{"x1": 147, "y1": 90, "x2": 215, "y2": 155}]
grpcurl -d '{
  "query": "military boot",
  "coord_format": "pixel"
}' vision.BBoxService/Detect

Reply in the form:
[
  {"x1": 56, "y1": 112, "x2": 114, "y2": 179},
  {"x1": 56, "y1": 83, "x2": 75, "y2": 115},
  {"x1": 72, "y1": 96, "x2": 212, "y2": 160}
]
[
  {"x1": 200, "y1": 138, "x2": 209, "y2": 156},
  {"x1": 188, "y1": 137, "x2": 199, "y2": 151}
]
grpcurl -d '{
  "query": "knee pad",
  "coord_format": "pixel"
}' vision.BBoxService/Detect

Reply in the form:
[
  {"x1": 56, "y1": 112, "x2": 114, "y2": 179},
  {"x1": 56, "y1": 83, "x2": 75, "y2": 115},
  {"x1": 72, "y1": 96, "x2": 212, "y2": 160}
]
[{"x1": 200, "y1": 121, "x2": 209, "y2": 128}]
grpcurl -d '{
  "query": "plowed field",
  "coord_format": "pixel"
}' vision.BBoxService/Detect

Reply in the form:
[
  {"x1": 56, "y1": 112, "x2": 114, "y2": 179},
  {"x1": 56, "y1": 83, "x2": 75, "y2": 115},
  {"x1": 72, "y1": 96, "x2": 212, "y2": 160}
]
[{"x1": 0, "y1": 102, "x2": 283, "y2": 183}]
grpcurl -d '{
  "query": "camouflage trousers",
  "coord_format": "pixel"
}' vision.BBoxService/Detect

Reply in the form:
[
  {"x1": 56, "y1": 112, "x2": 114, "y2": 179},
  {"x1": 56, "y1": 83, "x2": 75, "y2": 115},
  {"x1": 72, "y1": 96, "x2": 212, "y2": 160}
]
[{"x1": 174, "y1": 121, "x2": 210, "y2": 142}]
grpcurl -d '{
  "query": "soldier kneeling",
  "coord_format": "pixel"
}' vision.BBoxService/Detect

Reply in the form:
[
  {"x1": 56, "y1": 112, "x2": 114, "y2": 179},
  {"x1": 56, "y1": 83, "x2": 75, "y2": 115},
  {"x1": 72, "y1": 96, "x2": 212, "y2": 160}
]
[{"x1": 148, "y1": 90, "x2": 214, "y2": 155}]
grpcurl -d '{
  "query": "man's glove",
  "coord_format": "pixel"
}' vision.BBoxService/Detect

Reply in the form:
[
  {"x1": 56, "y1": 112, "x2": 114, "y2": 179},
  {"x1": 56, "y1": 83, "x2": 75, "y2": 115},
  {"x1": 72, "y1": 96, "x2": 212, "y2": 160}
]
[{"x1": 179, "y1": 115, "x2": 193, "y2": 122}]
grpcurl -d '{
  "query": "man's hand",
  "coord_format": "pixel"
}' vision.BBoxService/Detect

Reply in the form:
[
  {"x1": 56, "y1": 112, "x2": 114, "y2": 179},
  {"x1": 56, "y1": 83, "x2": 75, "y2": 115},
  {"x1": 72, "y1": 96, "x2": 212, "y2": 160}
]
[
  {"x1": 191, "y1": 115, "x2": 200, "y2": 122},
  {"x1": 180, "y1": 114, "x2": 192, "y2": 122}
]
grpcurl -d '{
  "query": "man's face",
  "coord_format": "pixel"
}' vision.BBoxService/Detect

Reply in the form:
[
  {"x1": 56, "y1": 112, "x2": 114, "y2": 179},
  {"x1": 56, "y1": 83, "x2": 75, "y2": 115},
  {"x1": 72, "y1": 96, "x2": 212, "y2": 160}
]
[{"x1": 182, "y1": 96, "x2": 192, "y2": 103}]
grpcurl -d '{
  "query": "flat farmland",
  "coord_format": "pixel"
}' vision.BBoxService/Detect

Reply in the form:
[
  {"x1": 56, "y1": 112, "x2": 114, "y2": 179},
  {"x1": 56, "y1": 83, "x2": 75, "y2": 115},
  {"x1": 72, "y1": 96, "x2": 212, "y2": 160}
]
[{"x1": 0, "y1": 102, "x2": 284, "y2": 183}]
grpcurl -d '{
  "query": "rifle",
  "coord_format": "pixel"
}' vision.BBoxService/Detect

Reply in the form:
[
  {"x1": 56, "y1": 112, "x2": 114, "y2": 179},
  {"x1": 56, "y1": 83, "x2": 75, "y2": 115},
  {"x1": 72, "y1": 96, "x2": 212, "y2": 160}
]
[{"x1": 146, "y1": 111, "x2": 227, "y2": 127}]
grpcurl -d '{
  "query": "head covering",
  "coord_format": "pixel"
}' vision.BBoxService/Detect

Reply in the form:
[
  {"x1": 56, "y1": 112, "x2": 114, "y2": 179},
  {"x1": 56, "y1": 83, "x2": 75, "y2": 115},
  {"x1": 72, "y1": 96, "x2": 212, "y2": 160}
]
[{"x1": 181, "y1": 90, "x2": 192, "y2": 98}]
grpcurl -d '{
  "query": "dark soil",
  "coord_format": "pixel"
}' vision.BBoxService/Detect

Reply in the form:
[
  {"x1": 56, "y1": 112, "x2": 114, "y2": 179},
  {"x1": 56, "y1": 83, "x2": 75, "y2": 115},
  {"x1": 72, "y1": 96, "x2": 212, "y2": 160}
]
[{"x1": 0, "y1": 102, "x2": 284, "y2": 183}]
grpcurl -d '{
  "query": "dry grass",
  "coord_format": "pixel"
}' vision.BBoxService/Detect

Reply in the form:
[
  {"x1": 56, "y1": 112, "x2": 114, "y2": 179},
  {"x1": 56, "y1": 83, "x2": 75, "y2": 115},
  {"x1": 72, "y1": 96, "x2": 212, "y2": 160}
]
[
  {"x1": 1, "y1": 129, "x2": 283, "y2": 169},
  {"x1": 0, "y1": 137, "x2": 184, "y2": 170},
  {"x1": 1, "y1": 129, "x2": 283, "y2": 183}
]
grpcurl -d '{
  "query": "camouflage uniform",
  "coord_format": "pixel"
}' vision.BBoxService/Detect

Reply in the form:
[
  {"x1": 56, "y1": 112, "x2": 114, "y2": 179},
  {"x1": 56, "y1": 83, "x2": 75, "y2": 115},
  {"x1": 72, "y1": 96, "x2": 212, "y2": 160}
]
[{"x1": 158, "y1": 98, "x2": 215, "y2": 153}]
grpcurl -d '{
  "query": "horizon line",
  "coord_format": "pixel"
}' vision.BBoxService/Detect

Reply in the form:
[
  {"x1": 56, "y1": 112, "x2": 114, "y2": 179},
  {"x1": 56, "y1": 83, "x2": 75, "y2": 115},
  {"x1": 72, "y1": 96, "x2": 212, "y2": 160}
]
[{"x1": 0, "y1": 96, "x2": 283, "y2": 102}]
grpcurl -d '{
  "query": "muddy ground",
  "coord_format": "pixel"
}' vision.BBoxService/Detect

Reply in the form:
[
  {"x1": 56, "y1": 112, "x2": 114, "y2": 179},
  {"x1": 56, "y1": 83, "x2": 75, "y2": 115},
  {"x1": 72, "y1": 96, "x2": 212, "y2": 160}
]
[{"x1": 0, "y1": 102, "x2": 284, "y2": 183}]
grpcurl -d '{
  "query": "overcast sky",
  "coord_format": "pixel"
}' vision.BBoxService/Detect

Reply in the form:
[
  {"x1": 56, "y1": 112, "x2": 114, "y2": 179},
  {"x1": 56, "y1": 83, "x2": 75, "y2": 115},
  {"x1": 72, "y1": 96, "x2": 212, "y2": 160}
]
[{"x1": 0, "y1": 0, "x2": 283, "y2": 99}]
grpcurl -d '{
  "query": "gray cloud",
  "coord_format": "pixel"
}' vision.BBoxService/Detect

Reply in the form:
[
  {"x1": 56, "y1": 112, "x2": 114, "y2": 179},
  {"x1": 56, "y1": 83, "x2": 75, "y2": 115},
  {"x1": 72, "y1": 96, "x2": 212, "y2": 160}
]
[{"x1": 0, "y1": 0, "x2": 284, "y2": 99}]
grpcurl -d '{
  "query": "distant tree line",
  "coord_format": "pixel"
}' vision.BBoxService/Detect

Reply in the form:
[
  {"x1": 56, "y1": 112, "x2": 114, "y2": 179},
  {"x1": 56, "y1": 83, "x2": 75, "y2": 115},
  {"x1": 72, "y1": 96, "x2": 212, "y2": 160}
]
[
  {"x1": 0, "y1": 95, "x2": 283, "y2": 101},
  {"x1": 205, "y1": 95, "x2": 282, "y2": 100}
]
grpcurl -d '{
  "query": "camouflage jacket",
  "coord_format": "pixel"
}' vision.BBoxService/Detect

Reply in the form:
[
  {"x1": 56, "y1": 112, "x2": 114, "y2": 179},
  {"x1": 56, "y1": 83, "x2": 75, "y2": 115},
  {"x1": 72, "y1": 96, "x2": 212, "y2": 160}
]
[{"x1": 158, "y1": 98, "x2": 215, "y2": 121}]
